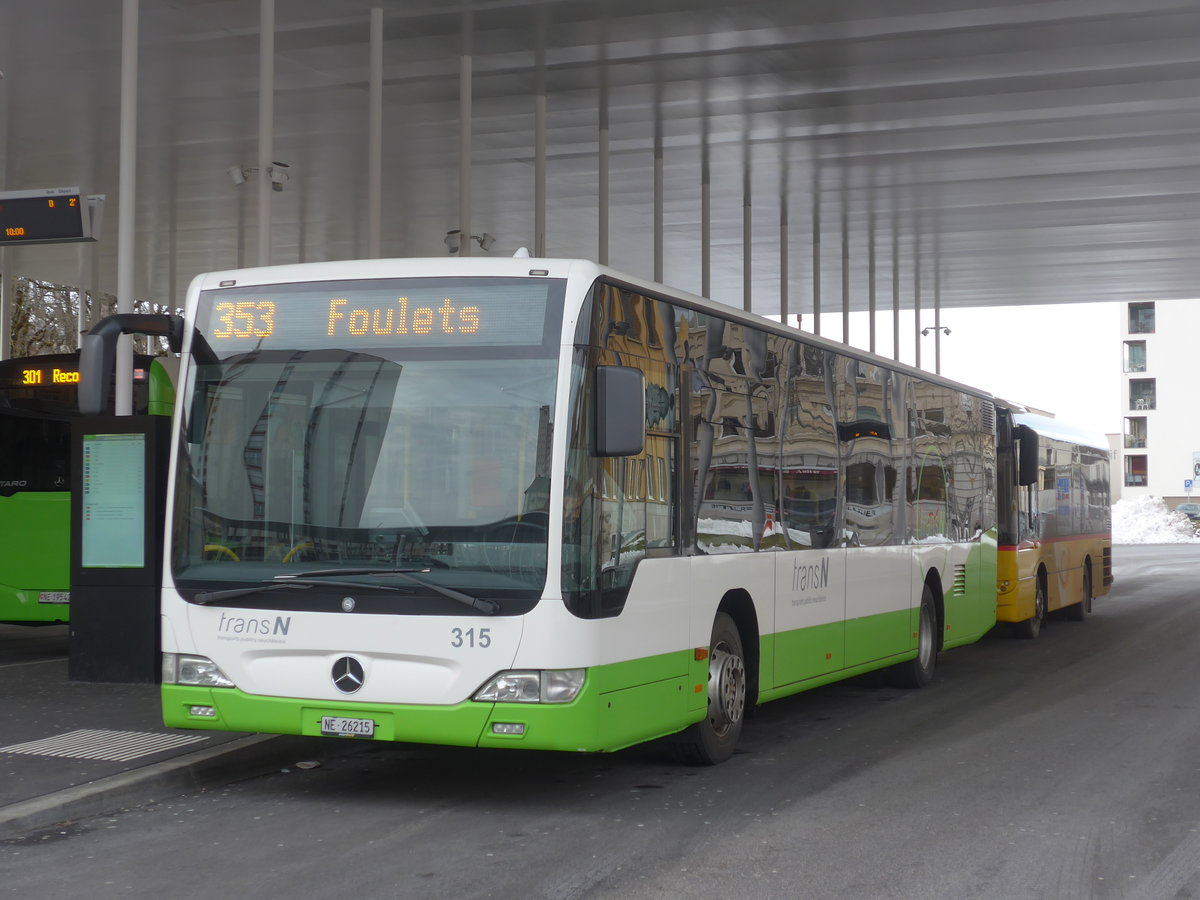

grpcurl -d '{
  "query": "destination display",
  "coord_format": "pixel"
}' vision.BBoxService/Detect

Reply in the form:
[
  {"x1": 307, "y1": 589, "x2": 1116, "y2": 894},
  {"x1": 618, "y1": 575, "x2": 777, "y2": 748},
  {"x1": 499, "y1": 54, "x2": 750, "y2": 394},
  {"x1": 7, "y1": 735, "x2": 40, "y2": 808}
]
[
  {"x1": 17, "y1": 364, "x2": 80, "y2": 387},
  {"x1": 0, "y1": 360, "x2": 147, "y2": 395},
  {"x1": 197, "y1": 277, "x2": 559, "y2": 351}
]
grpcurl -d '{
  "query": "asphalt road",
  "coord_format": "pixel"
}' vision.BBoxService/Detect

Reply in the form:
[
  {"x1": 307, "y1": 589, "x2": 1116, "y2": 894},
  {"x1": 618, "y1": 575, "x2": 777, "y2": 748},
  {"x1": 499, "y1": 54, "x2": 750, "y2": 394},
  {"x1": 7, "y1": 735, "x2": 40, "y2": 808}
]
[
  {"x1": 0, "y1": 623, "x2": 67, "y2": 667},
  {"x1": 3, "y1": 544, "x2": 1199, "y2": 900}
]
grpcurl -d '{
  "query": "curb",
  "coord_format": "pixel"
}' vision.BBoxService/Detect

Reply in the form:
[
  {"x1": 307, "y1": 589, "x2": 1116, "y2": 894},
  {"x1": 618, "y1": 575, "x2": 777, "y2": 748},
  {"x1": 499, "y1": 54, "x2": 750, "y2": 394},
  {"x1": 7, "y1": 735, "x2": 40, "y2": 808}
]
[{"x1": 0, "y1": 734, "x2": 335, "y2": 840}]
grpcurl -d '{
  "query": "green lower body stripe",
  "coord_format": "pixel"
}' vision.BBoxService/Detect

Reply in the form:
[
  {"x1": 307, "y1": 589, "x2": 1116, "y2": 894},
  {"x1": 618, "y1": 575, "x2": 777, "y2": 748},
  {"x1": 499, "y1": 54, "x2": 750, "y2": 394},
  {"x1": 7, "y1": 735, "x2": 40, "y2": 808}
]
[{"x1": 163, "y1": 649, "x2": 703, "y2": 753}]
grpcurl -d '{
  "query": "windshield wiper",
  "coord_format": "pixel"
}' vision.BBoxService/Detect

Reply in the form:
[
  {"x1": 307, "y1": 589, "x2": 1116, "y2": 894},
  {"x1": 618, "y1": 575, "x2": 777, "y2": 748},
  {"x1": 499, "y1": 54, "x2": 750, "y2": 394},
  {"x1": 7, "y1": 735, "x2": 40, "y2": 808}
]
[
  {"x1": 193, "y1": 581, "x2": 315, "y2": 605},
  {"x1": 193, "y1": 576, "x2": 404, "y2": 605},
  {"x1": 282, "y1": 567, "x2": 499, "y2": 615}
]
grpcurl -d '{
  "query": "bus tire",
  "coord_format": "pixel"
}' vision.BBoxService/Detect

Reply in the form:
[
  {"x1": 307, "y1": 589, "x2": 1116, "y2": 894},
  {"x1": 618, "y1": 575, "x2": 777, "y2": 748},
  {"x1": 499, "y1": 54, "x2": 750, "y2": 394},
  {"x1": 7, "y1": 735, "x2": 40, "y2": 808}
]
[
  {"x1": 1014, "y1": 576, "x2": 1046, "y2": 639},
  {"x1": 1066, "y1": 564, "x2": 1092, "y2": 622},
  {"x1": 894, "y1": 585, "x2": 937, "y2": 688},
  {"x1": 670, "y1": 612, "x2": 746, "y2": 766}
]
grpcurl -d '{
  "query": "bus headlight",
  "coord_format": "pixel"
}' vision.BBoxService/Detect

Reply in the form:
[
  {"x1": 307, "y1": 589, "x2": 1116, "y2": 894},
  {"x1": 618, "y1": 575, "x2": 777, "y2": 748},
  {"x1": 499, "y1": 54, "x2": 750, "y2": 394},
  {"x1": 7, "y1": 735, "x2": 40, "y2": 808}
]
[
  {"x1": 473, "y1": 669, "x2": 585, "y2": 704},
  {"x1": 163, "y1": 653, "x2": 235, "y2": 688}
]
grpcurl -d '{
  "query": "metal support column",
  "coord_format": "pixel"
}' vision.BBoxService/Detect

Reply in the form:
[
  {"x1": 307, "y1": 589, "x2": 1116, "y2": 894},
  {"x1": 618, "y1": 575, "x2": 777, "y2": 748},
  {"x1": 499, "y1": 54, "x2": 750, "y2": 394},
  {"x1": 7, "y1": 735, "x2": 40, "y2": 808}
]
[
  {"x1": 654, "y1": 106, "x2": 664, "y2": 283},
  {"x1": 780, "y1": 175, "x2": 789, "y2": 326},
  {"x1": 459, "y1": 14, "x2": 472, "y2": 256},
  {"x1": 913, "y1": 226, "x2": 922, "y2": 370},
  {"x1": 598, "y1": 71, "x2": 609, "y2": 266},
  {"x1": 892, "y1": 202, "x2": 900, "y2": 362},
  {"x1": 0, "y1": 257, "x2": 12, "y2": 360},
  {"x1": 841, "y1": 194, "x2": 849, "y2": 344},
  {"x1": 811, "y1": 178, "x2": 821, "y2": 336},
  {"x1": 701, "y1": 127, "x2": 711, "y2": 298},
  {"x1": 743, "y1": 150, "x2": 751, "y2": 313},
  {"x1": 367, "y1": 8, "x2": 383, "y2": 258},
  {"x1": 534, "y1": 21, "x2": 546, "y2": 258},
  {"x1": 257, "y1": 0, "x2": 274, "y2": 267},
  {"x1": 868, "y1": 191, "x2": 876, "y2": 355},
  {"x1": 115, "y1": 0, "x2": 140, "y2": 415}
]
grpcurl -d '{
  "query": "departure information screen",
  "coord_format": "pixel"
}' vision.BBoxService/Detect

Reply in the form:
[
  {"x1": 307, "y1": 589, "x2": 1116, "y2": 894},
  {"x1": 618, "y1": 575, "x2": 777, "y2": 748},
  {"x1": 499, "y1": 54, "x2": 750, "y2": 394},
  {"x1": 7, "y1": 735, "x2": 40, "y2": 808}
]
[
  {"x1": 0, "y1": 187, "x2": 90, "y2": 245},
  {"x1": 196, "y1": 277, "x2": 563, "y2": 352}
]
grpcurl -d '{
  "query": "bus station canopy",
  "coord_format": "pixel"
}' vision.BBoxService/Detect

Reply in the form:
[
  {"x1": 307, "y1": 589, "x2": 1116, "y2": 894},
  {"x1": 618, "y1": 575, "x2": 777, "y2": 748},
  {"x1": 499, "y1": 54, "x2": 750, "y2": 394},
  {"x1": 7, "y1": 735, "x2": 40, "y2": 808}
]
[{"x1": 2, "y1": 0, "x2": 1198, "y2": 318}]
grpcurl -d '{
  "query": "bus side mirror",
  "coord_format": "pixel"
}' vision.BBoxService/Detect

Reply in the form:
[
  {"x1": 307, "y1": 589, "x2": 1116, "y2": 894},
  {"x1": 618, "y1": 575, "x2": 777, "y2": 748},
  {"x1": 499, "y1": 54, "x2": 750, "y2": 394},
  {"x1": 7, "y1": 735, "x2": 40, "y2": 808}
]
[
  {"x1": 593, "y1": 365, "x2": 645, "y2": 457},
  {"x1": 79, "y1": 331, "x2": 116, "y2": 416},
  {"x1": 1016, "y1": 424, "x2": 1039, "y2": 487},
  {"x1": 79, "y1": 313, "x2": 184, "y2": 415}
]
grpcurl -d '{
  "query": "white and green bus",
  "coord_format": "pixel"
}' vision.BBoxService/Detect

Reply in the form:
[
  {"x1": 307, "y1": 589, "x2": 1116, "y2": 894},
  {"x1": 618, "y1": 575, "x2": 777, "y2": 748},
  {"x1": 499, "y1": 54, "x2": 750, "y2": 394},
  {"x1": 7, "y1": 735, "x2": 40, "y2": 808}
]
[{"x1": 82, "y1": 258, "x2": 999, "y2": 764}]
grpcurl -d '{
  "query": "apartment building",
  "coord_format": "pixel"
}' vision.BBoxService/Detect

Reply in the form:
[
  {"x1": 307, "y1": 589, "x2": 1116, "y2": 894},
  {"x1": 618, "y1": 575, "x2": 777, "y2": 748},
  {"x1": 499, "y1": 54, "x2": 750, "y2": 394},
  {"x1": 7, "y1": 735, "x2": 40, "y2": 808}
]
[{"x1": 1119, "y1": 299, "x2": 1200, "y2": 506}]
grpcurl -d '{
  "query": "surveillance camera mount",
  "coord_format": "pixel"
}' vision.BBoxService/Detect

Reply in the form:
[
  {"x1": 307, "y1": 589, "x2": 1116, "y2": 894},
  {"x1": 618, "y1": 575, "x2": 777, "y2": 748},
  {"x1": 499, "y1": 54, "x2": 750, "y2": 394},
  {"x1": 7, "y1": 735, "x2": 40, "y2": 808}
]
[
  {"x1": 229, "y1": 162, "x2": 291, "y2": 191},
  {"x1": 444, "y1": 229, "x2": 496, "y2": 254}
]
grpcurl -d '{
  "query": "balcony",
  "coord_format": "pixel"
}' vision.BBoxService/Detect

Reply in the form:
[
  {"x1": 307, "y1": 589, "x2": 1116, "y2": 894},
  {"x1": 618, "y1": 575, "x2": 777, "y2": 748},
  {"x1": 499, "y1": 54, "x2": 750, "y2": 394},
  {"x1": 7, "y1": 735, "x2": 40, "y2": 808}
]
[
  {"x1": 1128, "y1": 302, "x2": 1156, "y2": 335},
  {"x1": 1129, "y1": 378, "x2": 1156, "y2": 411}
]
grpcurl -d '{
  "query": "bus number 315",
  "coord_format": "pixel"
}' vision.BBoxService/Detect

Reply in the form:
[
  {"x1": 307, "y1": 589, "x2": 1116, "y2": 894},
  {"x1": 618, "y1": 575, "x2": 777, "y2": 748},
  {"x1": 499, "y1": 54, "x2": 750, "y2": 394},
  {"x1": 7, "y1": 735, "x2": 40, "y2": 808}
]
[{"x1": 450, "y1": 627, "x2": 491, "y2": 649}]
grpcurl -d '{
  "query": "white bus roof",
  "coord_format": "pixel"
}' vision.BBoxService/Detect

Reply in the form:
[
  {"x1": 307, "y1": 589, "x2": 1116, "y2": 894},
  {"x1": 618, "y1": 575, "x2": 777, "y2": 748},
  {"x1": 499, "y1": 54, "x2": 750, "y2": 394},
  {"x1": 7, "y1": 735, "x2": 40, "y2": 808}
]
[
  {"x1": 1013, "y1": 410, "x2": 1109, "y2": 453},
  {"x1": 188, "y1": 256, "x2": 996, "y2": 402}
]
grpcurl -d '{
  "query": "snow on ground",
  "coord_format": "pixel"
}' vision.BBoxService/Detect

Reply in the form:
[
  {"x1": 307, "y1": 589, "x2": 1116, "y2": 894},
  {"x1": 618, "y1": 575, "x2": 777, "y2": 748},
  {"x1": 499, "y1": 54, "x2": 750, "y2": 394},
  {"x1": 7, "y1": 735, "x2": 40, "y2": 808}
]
[{"x1": 1112, "y1": 495, "x2": 1200, "y2": 544}]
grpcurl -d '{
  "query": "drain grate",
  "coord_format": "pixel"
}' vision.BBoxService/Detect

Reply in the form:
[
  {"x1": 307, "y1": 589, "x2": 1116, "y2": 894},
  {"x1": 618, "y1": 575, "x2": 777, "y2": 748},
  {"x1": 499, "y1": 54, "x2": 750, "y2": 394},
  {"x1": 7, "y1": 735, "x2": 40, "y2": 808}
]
[{"x1": 0, "y1": 728, "x2": 208, "y2": 762}]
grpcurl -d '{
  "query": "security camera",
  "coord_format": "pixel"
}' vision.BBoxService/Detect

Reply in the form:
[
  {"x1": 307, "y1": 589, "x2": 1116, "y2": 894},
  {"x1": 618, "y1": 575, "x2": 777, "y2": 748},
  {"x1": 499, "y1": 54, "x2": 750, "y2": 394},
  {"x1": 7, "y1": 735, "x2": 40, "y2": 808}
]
[
  {"x1": 227, "y1": 166, "x2": 247, "y2": 186},
  {"x1": 478, "y1": 233, "x2": 496, "y2": 252},
  {"x1": 268, "y1": 162, "x2": 290, "y2": 191}
]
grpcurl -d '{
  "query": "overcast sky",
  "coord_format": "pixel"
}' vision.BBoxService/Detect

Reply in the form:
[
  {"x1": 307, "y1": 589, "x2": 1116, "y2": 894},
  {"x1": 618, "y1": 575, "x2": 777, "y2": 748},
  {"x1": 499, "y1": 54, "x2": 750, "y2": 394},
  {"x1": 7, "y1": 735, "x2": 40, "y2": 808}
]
[{"x1": 785, "y1": 302, "x2": 1123, "y2": 439}]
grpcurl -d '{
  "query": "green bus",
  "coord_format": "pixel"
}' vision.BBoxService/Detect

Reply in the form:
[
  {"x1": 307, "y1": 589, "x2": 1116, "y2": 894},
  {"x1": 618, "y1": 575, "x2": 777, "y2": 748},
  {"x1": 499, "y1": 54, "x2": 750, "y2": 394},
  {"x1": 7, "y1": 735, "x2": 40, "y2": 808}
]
[{"x1": 0, "y1": 350, "x2": 175, "y2": 624}]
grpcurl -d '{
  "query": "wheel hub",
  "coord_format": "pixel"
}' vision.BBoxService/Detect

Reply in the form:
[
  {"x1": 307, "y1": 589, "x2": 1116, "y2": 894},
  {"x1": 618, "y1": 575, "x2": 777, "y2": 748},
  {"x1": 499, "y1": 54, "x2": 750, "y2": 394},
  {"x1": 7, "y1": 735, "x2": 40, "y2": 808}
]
[{"x1": 708, "y1": 645, "x2": 746, "y2": 736}]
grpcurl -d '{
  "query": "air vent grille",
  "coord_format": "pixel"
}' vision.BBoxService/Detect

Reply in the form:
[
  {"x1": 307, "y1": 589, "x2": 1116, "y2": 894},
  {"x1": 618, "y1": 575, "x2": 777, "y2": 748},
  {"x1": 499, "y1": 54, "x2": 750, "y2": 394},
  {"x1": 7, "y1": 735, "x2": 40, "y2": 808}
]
[{"x1": 952, "y1": 564, "x2": 968, "y2": 596}]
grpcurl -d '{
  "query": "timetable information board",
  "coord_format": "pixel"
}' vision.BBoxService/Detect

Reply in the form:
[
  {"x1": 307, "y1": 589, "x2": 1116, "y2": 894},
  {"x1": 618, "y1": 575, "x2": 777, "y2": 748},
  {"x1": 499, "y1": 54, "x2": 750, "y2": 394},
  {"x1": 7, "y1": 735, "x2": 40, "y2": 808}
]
[{"x1": 81, "y1": 433, "x2": 146, "y2": 568}]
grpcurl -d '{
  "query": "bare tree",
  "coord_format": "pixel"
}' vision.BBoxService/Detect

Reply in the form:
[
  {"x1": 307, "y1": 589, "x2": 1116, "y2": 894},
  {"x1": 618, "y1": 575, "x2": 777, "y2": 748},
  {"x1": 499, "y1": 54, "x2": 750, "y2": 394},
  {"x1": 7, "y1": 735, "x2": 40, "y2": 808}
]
[
  {"x1": 132, "y1": 300, "x2": 183, "y2": 355},
  {"x1": 8, "y1": 276, "x2": 178, "y2": 358},
  {"x1": 12, "y1": 278, "x2": 78, "y2": 356}
]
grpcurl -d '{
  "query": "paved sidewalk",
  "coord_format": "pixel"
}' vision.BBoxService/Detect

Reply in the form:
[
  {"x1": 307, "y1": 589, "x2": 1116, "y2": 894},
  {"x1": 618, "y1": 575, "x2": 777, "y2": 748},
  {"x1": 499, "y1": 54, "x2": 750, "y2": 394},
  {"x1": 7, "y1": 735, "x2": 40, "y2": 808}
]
[{"x1": 0, "y1": 625, "x2": 339, "y2": 840}]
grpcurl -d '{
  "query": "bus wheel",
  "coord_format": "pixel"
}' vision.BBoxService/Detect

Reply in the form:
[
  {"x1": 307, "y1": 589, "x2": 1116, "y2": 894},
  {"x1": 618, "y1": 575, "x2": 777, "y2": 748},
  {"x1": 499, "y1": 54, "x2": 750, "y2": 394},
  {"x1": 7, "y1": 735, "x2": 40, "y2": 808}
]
[
  {"x1": 1066, "y1": 565, "x2": 1092, "y2": 622},
  {"x1": 1015, "y1": 577, "x2": 1046, "y2": 639},
  {"x1": 894, "y1": 585, "x2": 937, "y2": 688},
  {"x1": 670, "y1": 612, "x2": 746, "y2": 766}
]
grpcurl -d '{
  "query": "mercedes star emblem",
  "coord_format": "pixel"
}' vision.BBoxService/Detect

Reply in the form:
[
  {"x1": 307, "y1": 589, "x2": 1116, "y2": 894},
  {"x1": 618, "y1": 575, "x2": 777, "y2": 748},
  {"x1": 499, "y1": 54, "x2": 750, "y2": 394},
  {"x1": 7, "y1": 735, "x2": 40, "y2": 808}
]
[{"x1": 331, "y1": 656, "x2": 365, "y2": 694}]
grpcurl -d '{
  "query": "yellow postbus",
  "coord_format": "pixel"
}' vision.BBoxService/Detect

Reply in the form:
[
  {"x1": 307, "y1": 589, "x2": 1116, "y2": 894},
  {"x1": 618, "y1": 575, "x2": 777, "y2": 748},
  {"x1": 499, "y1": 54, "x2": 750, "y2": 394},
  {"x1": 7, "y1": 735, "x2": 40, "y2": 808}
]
[{"x1": 996, "y1": 406, "x2": 1112, "y2": 638}]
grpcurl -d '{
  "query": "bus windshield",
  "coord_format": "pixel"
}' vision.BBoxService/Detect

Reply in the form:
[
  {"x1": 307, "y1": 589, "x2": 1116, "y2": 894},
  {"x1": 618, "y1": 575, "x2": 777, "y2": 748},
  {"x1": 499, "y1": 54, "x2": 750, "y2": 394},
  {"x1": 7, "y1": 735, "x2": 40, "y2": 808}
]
[{"x1": 171, "y1": 276, "x2": 563, "y2": 607}]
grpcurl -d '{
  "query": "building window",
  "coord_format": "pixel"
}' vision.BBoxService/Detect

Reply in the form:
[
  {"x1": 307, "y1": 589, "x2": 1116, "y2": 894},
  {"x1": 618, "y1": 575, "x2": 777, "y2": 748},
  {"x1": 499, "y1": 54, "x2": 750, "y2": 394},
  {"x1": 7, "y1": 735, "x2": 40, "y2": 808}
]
[
  {"x1": 1129, "y1": 379, "x2": 1156, "y2": 410},
  {"x1": 1124, "y1": 454, "x2": 1148, "y2": 487},
  {"x1": 1128, "y1": 302, "x2": 1155, "y2": 334},
  {"x1": 1123, "y1": 341, "x2": 1147, "y2": 373},
  {"x1": 1124, "y1": 416, "x2": 1147, "y2": 449}
]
